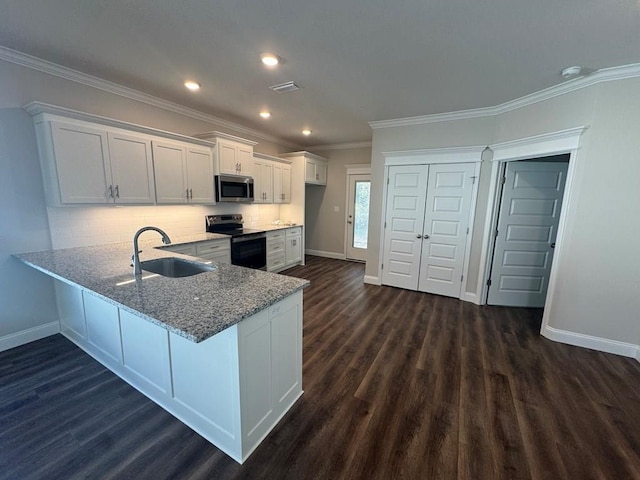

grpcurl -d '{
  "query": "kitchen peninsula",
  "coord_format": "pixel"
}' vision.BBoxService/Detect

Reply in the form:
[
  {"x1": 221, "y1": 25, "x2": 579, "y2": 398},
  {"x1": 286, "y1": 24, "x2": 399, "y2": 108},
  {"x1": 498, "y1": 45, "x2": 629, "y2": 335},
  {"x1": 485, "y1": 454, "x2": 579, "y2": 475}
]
[{"x1": 15, "y1": 237, "x2": 309, "y2": 464}]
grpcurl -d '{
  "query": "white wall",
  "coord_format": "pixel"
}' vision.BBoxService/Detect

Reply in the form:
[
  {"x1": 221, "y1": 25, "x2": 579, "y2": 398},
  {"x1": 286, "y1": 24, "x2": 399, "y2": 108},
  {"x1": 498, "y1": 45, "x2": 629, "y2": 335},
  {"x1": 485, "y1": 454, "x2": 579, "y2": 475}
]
[
  {"x1": 304, "y1": 146, "x2": 371, "y2": 256},
  {"x1": 369, "y1": 78, "x2": 640, "y2": 353}
]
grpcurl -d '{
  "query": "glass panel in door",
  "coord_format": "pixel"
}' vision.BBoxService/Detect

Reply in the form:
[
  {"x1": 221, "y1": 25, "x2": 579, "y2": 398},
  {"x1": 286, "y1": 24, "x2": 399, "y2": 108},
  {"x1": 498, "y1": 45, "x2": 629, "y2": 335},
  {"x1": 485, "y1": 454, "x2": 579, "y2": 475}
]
[{"x1": 346, "y1": 174, "x2": 371, "y2": 262}]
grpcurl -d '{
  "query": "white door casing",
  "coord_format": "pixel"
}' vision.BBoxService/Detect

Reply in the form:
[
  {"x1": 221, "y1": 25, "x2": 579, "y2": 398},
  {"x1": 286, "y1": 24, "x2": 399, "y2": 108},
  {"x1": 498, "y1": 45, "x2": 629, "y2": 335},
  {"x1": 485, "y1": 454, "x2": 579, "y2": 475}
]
[
  {"x1": 487, "y1": 161, "x2": 569, "y2": 307},
  {"x1": 381, "y1": 165, "x2": 429, "y2": 290},
  {"x1": 418, "y1": 163, "x2": 476, "y2": 297}
]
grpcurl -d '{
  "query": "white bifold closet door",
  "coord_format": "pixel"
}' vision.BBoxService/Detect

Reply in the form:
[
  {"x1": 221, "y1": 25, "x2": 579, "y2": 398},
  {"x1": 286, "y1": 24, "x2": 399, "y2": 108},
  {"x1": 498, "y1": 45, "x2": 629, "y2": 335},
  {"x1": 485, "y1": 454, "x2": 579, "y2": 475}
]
[{"x1": 381, "y1": 163, "x2": 475, "y2": 298}]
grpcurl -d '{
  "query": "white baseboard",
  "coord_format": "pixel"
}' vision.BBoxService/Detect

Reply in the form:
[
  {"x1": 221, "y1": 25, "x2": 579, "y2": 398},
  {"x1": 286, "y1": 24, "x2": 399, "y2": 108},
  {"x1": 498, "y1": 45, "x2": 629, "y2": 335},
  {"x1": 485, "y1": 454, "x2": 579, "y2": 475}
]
[
  {"x1": 542, "y1": 325, "x2": 640, "y2": 360},
  {"x1": 0, "y1": 321, "x2": 60, "y2": 352},
  {"x1": 305, "y1": 249, "x2": 346, "y2": 260},
  {"x1": 363, "y1": 275, "x2": 381, "y2": 285},
  {"x1": 460, "y1": 291, "x2": 481, "y2": 305}
]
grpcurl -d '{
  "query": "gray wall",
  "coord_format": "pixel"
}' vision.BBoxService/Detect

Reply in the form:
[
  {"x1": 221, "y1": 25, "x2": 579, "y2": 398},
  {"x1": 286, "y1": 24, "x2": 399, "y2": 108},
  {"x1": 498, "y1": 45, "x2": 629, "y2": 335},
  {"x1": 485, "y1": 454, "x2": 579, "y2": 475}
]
[
  {"x1": 368, "y1": 78, "x2": 640, "y2": 347},
  {"x1": 304, "y1": 147, "x2": 371, "y2": 256}
]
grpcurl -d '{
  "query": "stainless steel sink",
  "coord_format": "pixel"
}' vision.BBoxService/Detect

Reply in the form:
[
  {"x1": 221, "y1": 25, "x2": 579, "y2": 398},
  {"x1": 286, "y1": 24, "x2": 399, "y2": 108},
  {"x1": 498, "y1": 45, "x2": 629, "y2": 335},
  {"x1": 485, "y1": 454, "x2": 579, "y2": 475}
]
[{"x1": 140, "y1": 257, "x2": 215, "y2": 278}]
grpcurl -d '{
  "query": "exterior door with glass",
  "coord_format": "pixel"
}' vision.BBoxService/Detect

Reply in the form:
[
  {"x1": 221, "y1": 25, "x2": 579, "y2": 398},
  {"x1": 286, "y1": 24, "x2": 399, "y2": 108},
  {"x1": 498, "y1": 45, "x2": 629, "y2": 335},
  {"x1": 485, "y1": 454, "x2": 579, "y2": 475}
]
[{"x1": 346, "y1": 174, "x2": 371, "y2": 262}]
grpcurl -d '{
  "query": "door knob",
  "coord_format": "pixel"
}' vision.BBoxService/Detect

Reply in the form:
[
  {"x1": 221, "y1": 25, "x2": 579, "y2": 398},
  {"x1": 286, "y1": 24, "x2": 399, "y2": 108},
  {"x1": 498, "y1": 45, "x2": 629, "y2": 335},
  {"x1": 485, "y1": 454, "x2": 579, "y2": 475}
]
[
  {"x1": 550, "y1": 242, "x2": 556, "y2": 249},
  {"x1": 416, "y1": 234, "x2": 422, "y2": 239},
  {"x1": 347, "y1": 221, "x2": 353, "y2": 224},
  {"x1": 424, "y1": 234, "x2": 430, "y2": 239}
]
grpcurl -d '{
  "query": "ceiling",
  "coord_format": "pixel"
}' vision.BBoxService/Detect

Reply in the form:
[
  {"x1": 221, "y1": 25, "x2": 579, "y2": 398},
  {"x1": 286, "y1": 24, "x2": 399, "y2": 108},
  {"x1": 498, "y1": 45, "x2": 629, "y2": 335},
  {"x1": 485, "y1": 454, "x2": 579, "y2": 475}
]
[{"x1": 1, "y1": 0, "x2": 639, "y2": 147}]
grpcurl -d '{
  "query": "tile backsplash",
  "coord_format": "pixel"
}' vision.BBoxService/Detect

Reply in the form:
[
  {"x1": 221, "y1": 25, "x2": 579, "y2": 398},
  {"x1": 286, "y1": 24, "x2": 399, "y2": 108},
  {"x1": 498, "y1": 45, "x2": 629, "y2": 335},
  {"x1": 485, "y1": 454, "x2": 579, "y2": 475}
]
[{"x1": 47, "y1": 204, "x2": 281, "y2": 249}]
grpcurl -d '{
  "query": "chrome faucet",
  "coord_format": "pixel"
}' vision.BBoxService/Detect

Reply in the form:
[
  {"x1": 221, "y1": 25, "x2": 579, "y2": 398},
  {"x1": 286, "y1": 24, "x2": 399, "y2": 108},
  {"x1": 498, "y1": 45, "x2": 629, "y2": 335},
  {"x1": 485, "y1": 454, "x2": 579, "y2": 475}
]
[{"x1": 132, "y1": 226, "x2": 171, "y2": 275}]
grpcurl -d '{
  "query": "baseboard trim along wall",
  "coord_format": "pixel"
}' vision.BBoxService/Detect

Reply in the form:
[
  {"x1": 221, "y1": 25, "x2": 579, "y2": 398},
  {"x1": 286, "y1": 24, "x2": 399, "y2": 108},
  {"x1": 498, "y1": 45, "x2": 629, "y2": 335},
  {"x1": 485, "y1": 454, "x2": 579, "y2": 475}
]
[
  {"x1": 542, "y1": 325, "x2": 640, "y2": 361},
  {"x1": 460, "y1": 292, "x2": 481, "y2": 305},
  {"x1": 305, "y1": 249, "x2": 346, "y2": 260},
  {"x1": 363, "y1": 275, "x2": 381, "y2": 285},
  {"x1": 0, "y1": 321, "x2": 60, "y2": 353}
]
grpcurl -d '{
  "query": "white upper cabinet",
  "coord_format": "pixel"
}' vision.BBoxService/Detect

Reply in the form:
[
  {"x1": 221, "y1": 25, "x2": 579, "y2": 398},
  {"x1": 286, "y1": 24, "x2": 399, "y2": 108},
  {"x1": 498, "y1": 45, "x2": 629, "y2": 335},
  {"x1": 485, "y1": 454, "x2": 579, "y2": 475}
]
[
  {"x1": 27, "y1": 104, "x2": 216, "y2": 207},
  {"x1": 153, "y1": 140, "x2": 215, "y2": 204},
  {"x1": 280, "y1": 151, "x2": 328, "y2": 186},
  {"x1": 252, "y1": 159, "x2": 274, "y2": 203},
  {"x1": 107, "y1": 131, "x2": 155, "y2": 204},
  {"x1": 273, "y1": 162, "x2": 291, "y2": 204},
  {"x1": 193, "y1": 131, "x2": 257, "y2": 176}
]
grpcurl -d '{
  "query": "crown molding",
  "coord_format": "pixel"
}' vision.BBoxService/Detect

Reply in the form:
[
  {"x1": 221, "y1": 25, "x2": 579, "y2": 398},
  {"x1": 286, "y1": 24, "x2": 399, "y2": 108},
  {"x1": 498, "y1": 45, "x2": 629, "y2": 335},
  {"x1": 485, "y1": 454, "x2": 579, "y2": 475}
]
[
  {"x1": 253, "y1": 151, "x2": 292, "y2": 164},
  {"x1": 279, "y1": 151, "x2": 328, "y2": 161},
  {"x1": 370, "y1": 62, "x2": 640, "y2": 130},
  {"x1": 306, "y1": 141, "x2": 372, "y2": 151},
  {"x1": 0, "y1": 45, "x2": 300, "y2": 149},
  {"x1": 192, "y1": 130, "x2": 258, "y2": 146}
]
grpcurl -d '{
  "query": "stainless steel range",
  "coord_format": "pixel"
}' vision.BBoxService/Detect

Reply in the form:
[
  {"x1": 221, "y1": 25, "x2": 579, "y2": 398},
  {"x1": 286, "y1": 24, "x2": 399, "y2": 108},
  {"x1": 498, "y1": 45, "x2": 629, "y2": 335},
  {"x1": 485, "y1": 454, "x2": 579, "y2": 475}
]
[{"x1": 205, "y1": 214, "x2": 267, "y2": 270}]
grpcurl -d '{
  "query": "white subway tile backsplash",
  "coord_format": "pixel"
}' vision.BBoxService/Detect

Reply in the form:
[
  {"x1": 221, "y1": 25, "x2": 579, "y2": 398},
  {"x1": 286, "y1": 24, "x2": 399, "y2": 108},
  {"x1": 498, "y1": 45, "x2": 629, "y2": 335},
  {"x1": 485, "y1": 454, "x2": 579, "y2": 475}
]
[{"x1": 47, "y1": 204, "x2": 281, "y2": 250}]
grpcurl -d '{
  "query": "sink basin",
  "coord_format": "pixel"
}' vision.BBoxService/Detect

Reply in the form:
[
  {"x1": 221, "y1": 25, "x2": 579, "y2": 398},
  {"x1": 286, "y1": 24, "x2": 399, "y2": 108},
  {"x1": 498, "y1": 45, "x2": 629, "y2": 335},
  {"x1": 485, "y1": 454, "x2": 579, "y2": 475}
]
[{"x1": 140, "y1": 257, "x2": 215, "y2": 278}]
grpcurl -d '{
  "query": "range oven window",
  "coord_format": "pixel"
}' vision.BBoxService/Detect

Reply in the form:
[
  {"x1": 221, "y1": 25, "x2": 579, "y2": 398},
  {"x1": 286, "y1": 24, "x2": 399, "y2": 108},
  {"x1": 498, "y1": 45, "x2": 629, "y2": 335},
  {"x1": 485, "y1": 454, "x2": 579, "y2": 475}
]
[{"x1": 231, "y1": 234, "x2": 267, "y2": 270}]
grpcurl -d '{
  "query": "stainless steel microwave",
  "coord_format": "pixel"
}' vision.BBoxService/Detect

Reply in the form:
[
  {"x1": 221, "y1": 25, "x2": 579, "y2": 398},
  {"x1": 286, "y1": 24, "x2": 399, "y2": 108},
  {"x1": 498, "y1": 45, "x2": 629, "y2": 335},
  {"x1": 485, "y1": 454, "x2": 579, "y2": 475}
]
[{"x1": 215, "y1": 174, "x2": 254, "y2": 203}]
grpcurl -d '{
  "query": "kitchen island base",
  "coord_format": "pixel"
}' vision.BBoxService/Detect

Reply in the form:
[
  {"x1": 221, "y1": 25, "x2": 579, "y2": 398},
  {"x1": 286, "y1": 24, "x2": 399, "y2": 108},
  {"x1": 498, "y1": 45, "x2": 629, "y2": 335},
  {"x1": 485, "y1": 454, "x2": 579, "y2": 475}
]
[{"x1": 54, "y1": 280, "x2": 303, "y2": 464}]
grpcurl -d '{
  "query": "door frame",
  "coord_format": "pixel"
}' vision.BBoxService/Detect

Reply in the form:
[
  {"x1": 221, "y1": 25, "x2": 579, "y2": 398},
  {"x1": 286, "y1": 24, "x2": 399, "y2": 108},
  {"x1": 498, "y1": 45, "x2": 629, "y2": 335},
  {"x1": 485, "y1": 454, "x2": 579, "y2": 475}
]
[
  {"x1": 479, "y1": 127, "x2": 588, "y2": 329},
  {"x1": 344, "y1": 165, "x2": 371, "y2": 261},
  {"x1": 378, "y1": 146, "x2": 484, "y2": 299}
]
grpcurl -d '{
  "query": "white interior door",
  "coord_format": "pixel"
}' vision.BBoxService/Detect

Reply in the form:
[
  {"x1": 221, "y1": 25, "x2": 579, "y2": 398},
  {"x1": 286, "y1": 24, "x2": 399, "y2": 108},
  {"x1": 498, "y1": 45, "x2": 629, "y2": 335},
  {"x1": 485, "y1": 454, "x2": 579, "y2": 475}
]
[
  {"x1": 418, "y1": 163, "x2": 475, "y2": 297},
  {"x1": 488, "y1": 160, "x2": 569, "y2": 307},
  {"x1": 381, "y1": 165, "x2": 429, "y2": 290},
  {"x1": 346, "y1": 174, "x2": 371, "y2": 262}
]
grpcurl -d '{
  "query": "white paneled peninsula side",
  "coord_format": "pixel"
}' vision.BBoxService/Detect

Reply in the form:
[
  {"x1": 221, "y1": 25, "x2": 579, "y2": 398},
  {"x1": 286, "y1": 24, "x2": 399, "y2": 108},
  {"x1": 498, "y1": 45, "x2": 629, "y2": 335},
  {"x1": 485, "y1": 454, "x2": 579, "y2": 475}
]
[{"x1": 15, "y1": 237, "x2": 309, "y2": 464}]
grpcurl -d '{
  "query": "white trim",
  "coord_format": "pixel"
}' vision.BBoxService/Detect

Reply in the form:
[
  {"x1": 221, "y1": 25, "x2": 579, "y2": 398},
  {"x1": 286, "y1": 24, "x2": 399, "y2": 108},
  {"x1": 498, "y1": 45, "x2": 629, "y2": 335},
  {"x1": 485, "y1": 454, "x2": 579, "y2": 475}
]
[
  {"x1": 383, "y1": 145, "x2": 486, "y2": 165},
  {"x1": 364, "y1": 275, "x2": 381, "y2": 285},
  {"x1": 345, "y1": 165, "x2": 371, "y2": 175},
  {"x1": 489, "y1": 127, "x2": 587, "y2": 161},
  {"x1": 458, "y1": 161, "x2": 481, "y2": 301},
  {"x1": 0, "y1": 322, "x2": 60, "y2": 352},
  {"x1": 253, "y1": 152, "x2": 292, "y2": 164},
  {"x1": 542, "y1": 326, "x2": 640, "y2": 359},
  {"x1": 305, "y1": 249, "x2": 346, "y2": 260},
  {"x1": 0, "y1": 46, "x2": 300, "y2": 149},
  {"x1": 478, "y1": 159, "x2": 502, "y2": 303},
  {"x1": 307, "y1": 142, "x2": 372, "y2": 151},
  {"x1": 280, "y1": 151, "x2": 328, "y2": 162},
  {"x1": 369, "y1": 62, "x2": 640, "y2": 129},
  {"x1": 460, "y1": 292, "x2": 481, "y2": 305},
  {"x1": 192, "y1": 130, "x2": 258, "y2": 146}
]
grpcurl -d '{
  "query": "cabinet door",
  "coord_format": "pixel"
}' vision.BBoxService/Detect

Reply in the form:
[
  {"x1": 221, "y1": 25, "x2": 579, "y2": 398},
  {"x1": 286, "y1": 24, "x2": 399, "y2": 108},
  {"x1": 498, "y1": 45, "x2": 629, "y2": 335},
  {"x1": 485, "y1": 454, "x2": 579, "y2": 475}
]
[
  {"x1": 281, "y1": 164, "x2": 291, "y2": 203},
  {"x1": 237, "y1": 146, "x2": 253, "y2": 175},
  {"x1": 196, "y1": 240, "x2": 231, "y2": 263},
  {"x1": 305, "y1": 159, "x2": 317, "y2": 183},
  {"x1": 316, "y1": 161, "x2": 327, "y2": 184},
  {"x1": 285, "y1": 235, "x2": 302, "y2": 266},
  {"x1": 218, "y1": 142, "x2": 238, "y2": 175},
  {"x1": 108, "y1": 132, "x2": 155, "y2": 204},
  {"x1": 272, "y1": 163, "x2": 283, "y2": 204},
  {"x1": 252, "y1": 160, "x2": 265, "y2": 203},
  {"x1": 253, "y1": 161, "x2": 273, "y2": 203},
  {"x1": 152, "y1": 141, "x2": 188, "y2": 204},
  {"x1": 51, "y1": 121, "x2": 111, "y2": 204},
  {"x1": 270, "y1": 294, "x2": 302, "y2": 415},
  {"x1": 186, "y1": 147, "x2": 215, "y2": 204},
  {"x1": 83, "y1": 291, "x2": 123, "y2": 365}
]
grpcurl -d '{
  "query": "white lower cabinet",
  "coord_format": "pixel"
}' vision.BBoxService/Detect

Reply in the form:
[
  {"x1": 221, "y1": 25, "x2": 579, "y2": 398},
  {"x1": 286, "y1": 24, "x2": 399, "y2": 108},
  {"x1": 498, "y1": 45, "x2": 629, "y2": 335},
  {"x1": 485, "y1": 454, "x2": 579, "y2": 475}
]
[
  {"x1": 54, "y1": 279, "x2": 302, "y2": 465},
  {"x1": 196, "y1": 239, "x2": 231, "y2": 264},
  {"x1": 285, "y1": 227, "x2": 303, "y2": 267},
  {"x1": 267, "y1": 230, "x2": 286, "y2": 272}
]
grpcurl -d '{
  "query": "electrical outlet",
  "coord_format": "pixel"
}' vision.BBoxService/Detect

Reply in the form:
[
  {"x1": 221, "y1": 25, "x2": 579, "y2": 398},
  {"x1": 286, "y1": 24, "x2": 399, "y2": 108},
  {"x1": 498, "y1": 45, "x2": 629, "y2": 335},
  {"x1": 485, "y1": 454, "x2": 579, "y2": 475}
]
[{"x1": 333, "y1": 206, "x2": 339, "y2": 212}]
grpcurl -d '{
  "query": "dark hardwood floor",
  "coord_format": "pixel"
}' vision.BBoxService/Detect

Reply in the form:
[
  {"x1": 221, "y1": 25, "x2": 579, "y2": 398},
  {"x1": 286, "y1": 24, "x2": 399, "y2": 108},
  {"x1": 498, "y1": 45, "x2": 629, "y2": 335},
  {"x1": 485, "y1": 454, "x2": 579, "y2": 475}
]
[{"x1": 2, "y1": 255, "x2": 640, "y2": 479}]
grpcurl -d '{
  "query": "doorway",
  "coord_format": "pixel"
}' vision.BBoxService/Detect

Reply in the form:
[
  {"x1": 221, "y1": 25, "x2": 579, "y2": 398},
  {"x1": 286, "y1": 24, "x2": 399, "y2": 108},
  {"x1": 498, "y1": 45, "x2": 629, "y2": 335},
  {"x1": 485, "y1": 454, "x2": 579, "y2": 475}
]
[
  {"x1": 487, "y1": 156, "x2": 569, "y2": 307},
  {"x1": 345, "y1": 172, "x2": 371, "y2": 262}
]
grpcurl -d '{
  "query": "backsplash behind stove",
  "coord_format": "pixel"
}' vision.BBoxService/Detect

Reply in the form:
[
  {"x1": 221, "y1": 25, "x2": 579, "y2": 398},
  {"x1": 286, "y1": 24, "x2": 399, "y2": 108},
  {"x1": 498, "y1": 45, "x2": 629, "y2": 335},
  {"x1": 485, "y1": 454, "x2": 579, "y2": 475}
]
[{"x1": 47, "y1": 204, "x2": 281, "y2": 250}]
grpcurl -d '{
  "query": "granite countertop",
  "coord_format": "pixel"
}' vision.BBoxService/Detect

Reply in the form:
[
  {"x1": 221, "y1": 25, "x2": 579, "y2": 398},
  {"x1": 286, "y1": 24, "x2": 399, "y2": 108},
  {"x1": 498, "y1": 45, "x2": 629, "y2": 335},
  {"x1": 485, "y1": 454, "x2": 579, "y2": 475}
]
[
  {"x1": 15, "y1": 235, "x2": 309, "y2": 343},
  {"x1": 258, "y1": 224, "x2": 302, "y2": 232}
]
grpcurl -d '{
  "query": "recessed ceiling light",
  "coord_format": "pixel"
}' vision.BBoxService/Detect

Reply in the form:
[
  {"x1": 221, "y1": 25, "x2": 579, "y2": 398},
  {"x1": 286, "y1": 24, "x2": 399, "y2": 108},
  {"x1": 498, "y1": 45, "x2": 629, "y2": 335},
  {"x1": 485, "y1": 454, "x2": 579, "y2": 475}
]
[
  {"x1": 302, "y1": 129, "x2": 312, "y2": 136},
  {"x1": 260, "y1": 53, "x2": 279, "y2": 67},
  {"x1": 184, "y1": 80, "x2": 201, "y2": 91},
  {"x1": 260, "y1": 111, "x2": 271, "y2": 119}
]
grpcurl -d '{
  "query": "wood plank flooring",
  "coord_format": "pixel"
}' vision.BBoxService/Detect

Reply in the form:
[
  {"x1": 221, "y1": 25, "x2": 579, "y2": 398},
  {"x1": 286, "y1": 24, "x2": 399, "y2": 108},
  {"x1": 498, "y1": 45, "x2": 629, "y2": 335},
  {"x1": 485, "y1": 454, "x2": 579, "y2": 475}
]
[{"x1": 2, "y1": 255, "x2": 640, "y2": 479}]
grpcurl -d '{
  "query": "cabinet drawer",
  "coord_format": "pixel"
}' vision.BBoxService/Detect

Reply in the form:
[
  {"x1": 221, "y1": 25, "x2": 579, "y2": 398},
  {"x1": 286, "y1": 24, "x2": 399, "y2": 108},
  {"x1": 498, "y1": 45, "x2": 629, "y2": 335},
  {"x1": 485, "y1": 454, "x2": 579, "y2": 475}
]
[
  {"x1": 163, "y1": 244, "x2": 197, "y2": 256},
  {"x1": 267, "y1": 230, "x2": 285, "y2": 241},
  {"x1": 268, "y1": 253, "x2": 286, "y2": 272},
  {"x1": 196, "y1": 240, "x2": 230, "y2": 256},
  {"x1": 267, "y1": 240, "x2": 285, "y2": 255},
  {"x1": 286, "y1": 227, "x2": 302, "y2": 237}
]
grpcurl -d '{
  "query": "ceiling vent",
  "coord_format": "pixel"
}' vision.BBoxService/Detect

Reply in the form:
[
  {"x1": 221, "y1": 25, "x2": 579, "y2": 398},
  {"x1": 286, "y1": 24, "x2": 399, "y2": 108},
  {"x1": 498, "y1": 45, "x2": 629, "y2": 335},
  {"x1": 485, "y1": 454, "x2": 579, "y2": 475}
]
[{"x1": 269, "y1": 81, "x2": 300, "y2": 94}]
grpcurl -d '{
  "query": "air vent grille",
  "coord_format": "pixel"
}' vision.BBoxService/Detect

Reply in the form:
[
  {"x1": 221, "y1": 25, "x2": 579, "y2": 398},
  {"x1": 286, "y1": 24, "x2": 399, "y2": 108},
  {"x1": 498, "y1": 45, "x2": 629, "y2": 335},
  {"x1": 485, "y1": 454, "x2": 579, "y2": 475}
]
[{"x1": 269, "y1": 81, "x2": 300, "y2": 94}]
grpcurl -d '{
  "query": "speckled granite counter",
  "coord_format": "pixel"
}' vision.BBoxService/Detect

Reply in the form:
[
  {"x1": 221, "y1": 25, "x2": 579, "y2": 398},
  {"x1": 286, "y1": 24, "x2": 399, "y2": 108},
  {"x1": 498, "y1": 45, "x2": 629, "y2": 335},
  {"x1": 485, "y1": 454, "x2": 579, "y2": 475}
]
[{"x1": 15, "y1": 236, "x2": 309, "y2": 343}]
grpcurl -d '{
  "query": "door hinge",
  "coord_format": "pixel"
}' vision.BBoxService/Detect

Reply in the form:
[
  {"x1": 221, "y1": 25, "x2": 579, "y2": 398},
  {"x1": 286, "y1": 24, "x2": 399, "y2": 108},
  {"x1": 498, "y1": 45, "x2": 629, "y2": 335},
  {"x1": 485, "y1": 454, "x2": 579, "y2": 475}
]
[
  {"x1": 471, "y1": 176, "x2": 477, "y2": 184},
  {"x1": 494, "y1": 229, "x2": 499, "y2": 237},
  {"x1": 460, "y1": 275, "x2": 464, "y2": 282},
  {"x1": 487, "y1": 279, "x2": 492, "y2": 286},
  {"x1": 381, "y1": 263, "x2": 384, "y2": 270},
  {"x1": 501, "y1": 176, "x2": 506, "y2": 185},
  {"x1": 466, "y1": 227, "x2": 469, "y2": 234},
  {"x1": 387, "y1": 177, "x2": 389, "y2": 185},
  {"x1": 384, "y1": 221, "x2": 387, "y2": 229}
]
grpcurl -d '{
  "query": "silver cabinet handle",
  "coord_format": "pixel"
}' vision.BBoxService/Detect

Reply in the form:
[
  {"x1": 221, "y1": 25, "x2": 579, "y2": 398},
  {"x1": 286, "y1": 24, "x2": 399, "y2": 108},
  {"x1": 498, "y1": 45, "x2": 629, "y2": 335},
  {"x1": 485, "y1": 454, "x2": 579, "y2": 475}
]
[
  {"x1": 186, "y1": 188, "x2": 190, "y2": 199},
  {"x1": 189, "y1": 188, "x2": 193, "y2": 200},
  {"x1": 114, "y1": 185, "x2": 120, "y2": 198},
  {"x1": 108, "y1": 185, "x2": 114, "y2": 198}
]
